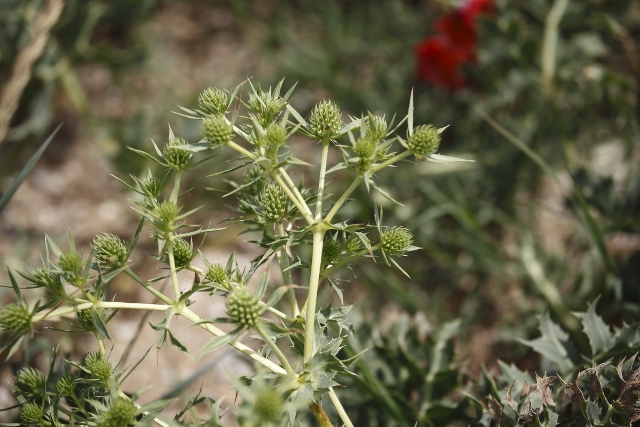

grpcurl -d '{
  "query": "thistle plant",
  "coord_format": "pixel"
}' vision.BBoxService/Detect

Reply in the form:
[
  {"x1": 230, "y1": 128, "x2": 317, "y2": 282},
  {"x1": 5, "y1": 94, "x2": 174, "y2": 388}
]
[{"x1": 0, "y1": 78, "x2": 471, "y2": 427}]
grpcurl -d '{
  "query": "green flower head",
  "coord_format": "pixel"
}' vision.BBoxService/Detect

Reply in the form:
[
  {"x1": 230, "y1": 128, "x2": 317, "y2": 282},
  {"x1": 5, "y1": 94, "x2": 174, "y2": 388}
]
[
  {"x1": 381, "y1": 227, "x2": 414, "y2": 257},
  {"x1": 309, "y1": 100, "x2": 343, "y2": 140},
  {"x1": 163, "y1": 134, "x2": 192, "y2": 171},
  {"x1": 201, "y1": 114, "x2": 233, "y2": 147},
  {"x1": 226, "y1": 288, "x2": 262, "y2": 328},
  {"x1": 198, "y1": 87, "x2": 228, "y2": 115},
  {"x1": 0, "y1": 302, "x2": 32, "y2": 334},
  {"x1": 407, "y1": 124, "x2": 441, "y2": 159},
  {"x1": 59, "y1": 250, "x2": 83, "y2": 273},
  {"x1": 93, "y1": 233, "x2": 128, "y2": 268}
]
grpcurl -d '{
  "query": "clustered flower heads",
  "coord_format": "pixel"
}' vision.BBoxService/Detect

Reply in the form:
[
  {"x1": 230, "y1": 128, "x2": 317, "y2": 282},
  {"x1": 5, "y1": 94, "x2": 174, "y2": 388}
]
[
  {"x1": 226, "y1": 287, "x2": 262, "y2": 328},
  {"x1": 14, "y1": 367, "x2": 45, "y2": 399},
  {"x1": 19, "y1": 402, "x2": 44, "y2": 424},
  {"x1": 164, "y1": 238, "x2": 194, "y2": 269},
  {"x1": 309, "y1": 100, "x2": 344, "y2": 140},
  {"x1": 153, "y1": 201, "x2": 179, "y2": 233},
  {"x1": 322, "y1": 237, "x2": 342, "y2": 262},
  {"x1": 205, "y1": 263, "x2": 229, "y2": 286}
]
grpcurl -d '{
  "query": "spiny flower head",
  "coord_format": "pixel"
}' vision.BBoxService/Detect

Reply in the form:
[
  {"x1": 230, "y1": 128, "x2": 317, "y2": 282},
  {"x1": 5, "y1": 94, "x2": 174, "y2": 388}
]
[
  {"x1": 201, "y1": 114, "x2": 233, "y2": 147},
  {"x1": 140, "y1": 175, "x2": 162, "y2": 198},
  {"x1": 368, "y1": 115, "x2": 388, "y2": 141},
  {"x1": 82, "y1": 352, "x2": 112, "y2": 383},
  {"x1": 309, "y1": 100, "x2": 344, "y2": 140},
  {"x1": 76, "y1": 309, "x2": 107, "y2": 332},
  {"x1": 93, "y1": 233, "x2": 128, "y2": 268},
  {"x1": 322, "y1": 238, "x2": 342, "y2": 262},
  {"x1": 163, "y1": 134, "x2": 192, "y2": 171},
  {"x1": 353, "y1": 136, "x2": 377, "y2": 161},
  {"x1": 248, "y1": 87, "x2": 288, "y2": 126},
  {"x1": 100, "y1": 396, "x2": 137, "y2": 427},
  {"x1": 153, "y1": 201, "x2": 179, "y2": 233},
  {"x1": 345, "y1": 235, "x2": 363, "y2": 253},
  {"x1": 226, "y1": 288, "x2": 262, "y2": 328},
  {"x1": 14, "y1": 367, "x2": 45, "y2": 400},
  {"x1": 205, "y1": 264, "x2": 229, "y2": 287},
  {"x1": 198, "y1": 87, "x2": 228, "y2": 115},
  {"x1": 0, "y1": 302, "x2": 32, "y2": 334},
  {"x1": 56, "y1": 375, "x2": 75, "y2": 397},
  {"x1": 381, "y1": 227, "x2": 414, "y2": 257},
  {"x1": 59, "y1": 250, "x2": 83, "y2": 273},
  {"x1": 19, "y1": 402, "x2": 44, "y2": 424},
  {"x1": 252, "y1": 387, "x2": 284, "y2": 424},
  {"x1": 407, "y1": 124, "x2": 441, "y2": 159},
  {"x1": 266, "y1": 124, "x2": 287, "y2": 149},
  {"x1": 259, "y1": 184, "x2": 294, "y2": 222},
  {"x1": 27, "y1": 268, "x2": 60, "y2": 292},
  {"x1": 164, "y1": 238, "x2": 194, "y2": 269}
]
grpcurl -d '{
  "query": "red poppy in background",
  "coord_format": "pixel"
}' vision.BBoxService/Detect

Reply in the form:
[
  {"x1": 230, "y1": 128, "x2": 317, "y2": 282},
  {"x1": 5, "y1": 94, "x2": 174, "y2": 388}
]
[{"x1": 415, "y1": 0, "x2": 493, "y2": 90}]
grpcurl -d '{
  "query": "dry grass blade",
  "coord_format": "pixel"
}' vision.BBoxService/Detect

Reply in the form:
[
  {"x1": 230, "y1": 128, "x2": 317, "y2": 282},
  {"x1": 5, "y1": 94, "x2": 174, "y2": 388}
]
[{"x1": 0, "y1": 0, "x2": 65, "y2": 144}]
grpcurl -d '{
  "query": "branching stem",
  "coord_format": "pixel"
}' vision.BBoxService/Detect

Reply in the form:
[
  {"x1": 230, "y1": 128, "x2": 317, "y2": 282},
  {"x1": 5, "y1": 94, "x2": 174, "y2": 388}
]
[{"x1": 255, "y1": 322, "x2": 295, "y2": 375}]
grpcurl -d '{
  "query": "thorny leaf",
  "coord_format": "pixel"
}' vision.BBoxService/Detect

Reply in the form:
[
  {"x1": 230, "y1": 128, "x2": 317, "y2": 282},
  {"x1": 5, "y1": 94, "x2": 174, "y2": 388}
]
[
  {"x1": 558, "y1": 375, "x2": 585, "y2": 407},
  {"x1": 487, "y1": 396, "x2": 504, "y2": 424},
  {"x1": 535, "y1": 373, "x2": 556, "y2": 407},
  {"x1": 617, "y1": 362, "x2": 640, "y2": 420}
]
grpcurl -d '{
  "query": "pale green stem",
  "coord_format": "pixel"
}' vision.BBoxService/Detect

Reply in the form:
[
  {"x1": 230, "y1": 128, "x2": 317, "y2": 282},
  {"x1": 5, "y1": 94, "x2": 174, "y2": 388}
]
[
  {"x1": 315, "y1": 141, "x2": 330, "y2": 220},
  {"x1": 309, "y1": 401, "x2": 334, "y2": 427},
  {"x1": 166, "y1": 239, "x2": 181, "y2": 300},
  {"x1": 370, "y1": 150, "x2": 413, "y2": 174},
  {"x1": 124, "y1": 269, "x2": 174, "y2": 305},
  {"x1": 271, "y1": 171, "x2": 314, "y2": 225},
  {"x1": 324, "y1": 177, "x2": 363, "y2": 224},
  {"x1": 303, "y1": 230, "x2": 326, "y2": 361},
  {"x1": 278, "y1": 168, "x2": 313, "y2": 217},
  {"x1": 32, "y1": 301, "x2": 171, "y2": 324},
  {"x1": 117, "y1": 390, "x2": 170, "y2": 427},
  {"x1": 541, "y1": 0, "x2": 570, "y2": 95},
  {"x1": 226, "y1": 140, "x2": 256, "y2": 160},
  {"x1": 178, "y1": 306, "x2": 288, "y2": 376},
  {"x1": 328, "y1": 388, "x2": 354, "y2": 427},
  {"x1": 188, "y1": 265, "x2": 293, "y2": 321},
  {"x1": 277, "y1": 223, "x2": 300, "y2": 317},
  {"x1": 97, "y1": 339, "x2": 106, "y2": 356},
  {"x1": 255, "y1": 322, "x2": 295, "y2": 375}
]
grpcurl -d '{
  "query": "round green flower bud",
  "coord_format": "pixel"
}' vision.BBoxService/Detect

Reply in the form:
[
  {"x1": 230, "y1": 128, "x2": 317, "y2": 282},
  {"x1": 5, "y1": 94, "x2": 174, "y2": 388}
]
[
  {"x1": 259, "y1": 184, "x2": 293, "y2": 222},
  {"x1": 407, "y1": 124, "x2": 440, "y2": 159},
  {"x1": 19, "y1": 402, "x2": 44, "y2": 424},
  {"x1": 0, "y1": 302, "x2": 32, "y2": 334},
  {"x1": 165, "y1": 238, "x2": 193, "y2": 269},
  {"x1": 345, "y1": 235, "x2": 363, "y2": 253},
  {"x1": 201, "y1": 114, "x2": 233, "y2": 147},
  {"x1": 266, "y1": 124, "x2": 287, "y2": 149},
  {"x1": 322, "y1": 238, "x2": 342, "y2": 262},
  {"x1": 205, "y1": 264, "x2": 228, "y2": 286},
  {"x1": 253, "y1": 388, "x2": 284, "y2": 423},
  {"x1": 56, "y1": 375, "x2": 75, "y2": 397},
  {"x1": 226, "y1": 288, "x2": 262, "y2": 328},
  {"x1": 198, "y1": 87, "x2": 228, "y2": 115},
  {"x1": 309, "y1": 100, "x2": 343, "y2": 140},
  {"x1": 154, "y1": 201, "x2": 179, "y2": 233},
  {"x1": 93, "y1": 233, "x2": 128, "y2": 268},
  {"x1": 101, "y1": 396, "x2": 137, "y2": 427},
  {"x1": 353, "y1": 137, "x2": 377, "y2": 160},
  {"x1": 368, "y1": 116, "x2": 388, "y2": 141},
  {"x1": 140, "y1": 175, "x2": 162, "y2": 198},
  {"x1": 163, "y1": 136, "x2": 192, "y2": 171},
  {"x1": 82, "y1": 352, "x2": 112, "y2": 383},
  {"x1": 15, "y1": 368, "x2": 45, "y2": 399},
  {"x1": 381, "y1": 227, "x2": 414, "y2": 257},
  {"x1": 59, "y1": 250, "x2": 83, "y2": 273}
]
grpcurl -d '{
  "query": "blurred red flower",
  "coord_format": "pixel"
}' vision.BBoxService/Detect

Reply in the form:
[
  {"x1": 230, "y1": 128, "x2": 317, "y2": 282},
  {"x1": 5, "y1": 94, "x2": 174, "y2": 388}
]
[{"x1": 415, "y1": 0, "x2": 493, "y2": 90}]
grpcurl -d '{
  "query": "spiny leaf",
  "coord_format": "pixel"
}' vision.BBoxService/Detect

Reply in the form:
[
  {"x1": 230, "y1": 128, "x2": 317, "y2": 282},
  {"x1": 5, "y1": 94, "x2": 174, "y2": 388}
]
[{"x1": 574, "y1": 297, "x2": 612, "y2": 357}]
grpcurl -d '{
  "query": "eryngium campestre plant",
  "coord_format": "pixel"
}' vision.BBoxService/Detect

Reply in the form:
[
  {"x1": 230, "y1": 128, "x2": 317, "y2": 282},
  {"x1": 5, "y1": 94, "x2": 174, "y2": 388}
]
[{"x1": 1, "y1": 80, "x2": 474, "y2": 427}]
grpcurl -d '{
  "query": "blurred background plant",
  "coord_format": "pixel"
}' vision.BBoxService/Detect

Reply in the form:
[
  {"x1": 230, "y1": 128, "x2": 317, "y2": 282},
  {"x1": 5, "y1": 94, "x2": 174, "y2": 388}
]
[{"x1": 1, "y1": 0, "x2": 640, "y2": 425}]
